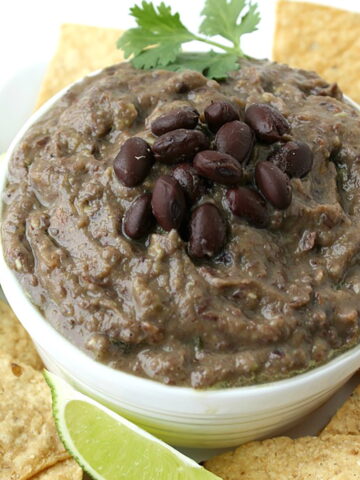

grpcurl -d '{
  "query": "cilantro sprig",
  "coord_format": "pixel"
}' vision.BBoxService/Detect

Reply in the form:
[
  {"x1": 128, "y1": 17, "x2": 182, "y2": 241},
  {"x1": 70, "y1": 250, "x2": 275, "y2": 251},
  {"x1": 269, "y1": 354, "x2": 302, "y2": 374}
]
[{"x1": 117, "y1": 0, "x2": 260, "y2": 80}]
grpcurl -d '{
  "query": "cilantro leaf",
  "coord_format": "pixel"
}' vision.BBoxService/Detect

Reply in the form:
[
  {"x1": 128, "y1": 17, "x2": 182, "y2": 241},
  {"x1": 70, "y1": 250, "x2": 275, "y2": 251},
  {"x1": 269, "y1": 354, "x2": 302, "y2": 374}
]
[
  {"x1": 131, "y1": 43, "x2": 180, "y2": 69},
  {"x1": 130, "y1": 2, "x2": 189, "y2": 32},
  {"x1": 206, "y1": 53, "x2": 239, "y2": 79},
  {"x1": 199, "y1": 0, "x2": 260, "y2": 48},
  {"x1": 235, "y1": 3, "x2": 261, "y2": 36},
  {"x1": 119, "y1": 30, "x2": 181, "y2": 67},
  {"x1": 116, "y1": 0, "x2": 261, "y2": 79},
  {"x1": 164, "y1": 52, "x2": 239, "y2": 80},
  {"x1": 117, "y1": 1, "x2": 195, "y2": 67}
]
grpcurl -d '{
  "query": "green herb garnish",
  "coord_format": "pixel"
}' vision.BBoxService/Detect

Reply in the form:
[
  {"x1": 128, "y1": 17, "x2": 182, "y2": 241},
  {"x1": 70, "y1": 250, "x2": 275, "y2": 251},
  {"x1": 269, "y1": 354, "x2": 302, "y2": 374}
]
[{"x1": 117, "y1": 0, "x2": 260, "y2": 80}]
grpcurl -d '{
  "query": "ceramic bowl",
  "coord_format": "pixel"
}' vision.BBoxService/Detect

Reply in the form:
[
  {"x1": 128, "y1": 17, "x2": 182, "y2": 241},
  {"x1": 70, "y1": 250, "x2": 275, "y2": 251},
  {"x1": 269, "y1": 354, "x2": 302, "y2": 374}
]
[{"x1": 1, "y1": 75, "x2": 360, "y2": 448}]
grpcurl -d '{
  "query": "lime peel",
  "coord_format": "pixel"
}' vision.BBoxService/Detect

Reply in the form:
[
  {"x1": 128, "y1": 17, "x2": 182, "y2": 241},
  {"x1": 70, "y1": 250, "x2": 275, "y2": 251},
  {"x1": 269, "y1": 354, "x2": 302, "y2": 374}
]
[{"x1": 44, "y1": 371, "x2": 221, "y2": 480}]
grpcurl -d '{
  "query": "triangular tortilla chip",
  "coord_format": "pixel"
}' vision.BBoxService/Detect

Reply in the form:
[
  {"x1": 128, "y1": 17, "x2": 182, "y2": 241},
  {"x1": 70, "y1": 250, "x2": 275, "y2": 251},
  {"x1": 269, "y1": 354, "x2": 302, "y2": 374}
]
[
  {"x1": 0, "y1": 300, "x2": 43, "y2": 370},
  {"x1": 0, "y1": 355, "x2": 69, "y2": 480},
  {"x1": 205, "y1": 434, "x2": 360, "y2": 479},
  {"x1": 321, "y1": 383, "x2": 360, "y2": 436},
  {"x1": 273, "y1": 0, "x2": 360, "y2": 104},
  {"x1": 36, "y1": 23, "x2": 124, "y2": 108}
]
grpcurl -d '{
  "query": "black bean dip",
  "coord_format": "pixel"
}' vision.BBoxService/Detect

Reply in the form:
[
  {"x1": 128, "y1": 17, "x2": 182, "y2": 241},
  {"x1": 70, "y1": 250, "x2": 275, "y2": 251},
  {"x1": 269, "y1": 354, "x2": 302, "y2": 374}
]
[{"x1": 2, "y1": 58, "x2": 360, "y2": 388}]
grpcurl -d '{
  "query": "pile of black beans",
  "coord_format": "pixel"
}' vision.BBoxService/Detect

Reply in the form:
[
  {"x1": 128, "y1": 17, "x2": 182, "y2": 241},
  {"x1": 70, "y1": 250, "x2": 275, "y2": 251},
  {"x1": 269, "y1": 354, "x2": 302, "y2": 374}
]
[{"x1": 113, "y1": 101, "x2": 314, "y2": 259}]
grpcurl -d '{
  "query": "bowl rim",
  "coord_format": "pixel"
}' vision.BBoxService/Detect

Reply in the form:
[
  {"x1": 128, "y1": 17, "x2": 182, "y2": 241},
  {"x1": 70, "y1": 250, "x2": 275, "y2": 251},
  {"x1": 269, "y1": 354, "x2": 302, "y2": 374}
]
[{"x1": 1, "y1": 68, "x2": 360, "y2": 400}]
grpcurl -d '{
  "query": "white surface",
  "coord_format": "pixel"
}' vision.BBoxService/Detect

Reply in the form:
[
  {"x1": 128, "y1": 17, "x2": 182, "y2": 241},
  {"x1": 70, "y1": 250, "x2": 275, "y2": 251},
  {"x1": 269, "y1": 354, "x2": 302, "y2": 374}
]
[
  {"x1": 1, "y1": 0, "x2": 359, "y2": 150},
  {"x1": 0, "y1": 0, "x2": 276, "y2": 151},
  {"x1": 1, "y1": 0, "x2": 275, "y2": 92},
  {"x1": 0, "y1": 0, "x2": 360, "y2": 152},
  {"x1": 1, "y1": 0, "x2": 274, "y2": 81},
  {"x1": 0, "y1": 62, "x2": 48, "y2": 152},
  {"x1": 1, "y1": 0, "x2": 359, "y2": 86}
]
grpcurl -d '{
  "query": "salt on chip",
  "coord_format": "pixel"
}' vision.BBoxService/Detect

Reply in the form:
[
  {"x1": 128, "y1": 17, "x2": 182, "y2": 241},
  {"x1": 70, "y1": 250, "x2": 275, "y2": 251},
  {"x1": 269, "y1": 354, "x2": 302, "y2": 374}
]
[
  {"x1": 30, "y1": 459, "x2": 83, "y2": 480},
  {"x1": 273, "y1": 0, "x2": 360, "y2": 104},
  {"x1": 0, "y1": 300, "x2": 43, "y2": 370},
  {"x1": 205, "y1": 434, "x2": 360, "y2": 479},
  {"x1": 321, "y1": 383, "x2": 360, "y2": 437},
  {"x1": 0, "y1": 354, "x2": 70, "y2": 480},
  {"x1": 36, "y1": 23, "x2": 124, "y2": 108}
]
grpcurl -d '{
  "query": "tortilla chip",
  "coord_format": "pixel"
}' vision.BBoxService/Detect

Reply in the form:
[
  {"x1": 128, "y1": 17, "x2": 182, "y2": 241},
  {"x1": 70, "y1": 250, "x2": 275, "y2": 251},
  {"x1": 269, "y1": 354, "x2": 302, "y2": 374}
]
[
  {"x1": 0, "y1": 299, "x2": 43, "y2": 370},
  {"x1": 36, "y1": 23, "x2": 124, "y2": 108},
  {"x1": 31, "y1": 459, "x2": 83, "y2": 480},
  {"x1": 321, "y1": 384, "x2": 360, "y2": 437},
  {"x1": 273, "y1": 1, "x2": 360, "y2": 104},
  {"x1": 205, "y1": 434, "x2": 360, "y2": 479},
  {"x1": 0, "y1": 354, "x2": 69, "y2": 480}
]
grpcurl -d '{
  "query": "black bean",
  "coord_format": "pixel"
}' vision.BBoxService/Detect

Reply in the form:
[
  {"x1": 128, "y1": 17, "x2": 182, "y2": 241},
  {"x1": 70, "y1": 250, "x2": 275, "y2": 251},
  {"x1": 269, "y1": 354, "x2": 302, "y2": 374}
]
[
  {"x1": 172, "y1": 163, "x2": 205, "y2": 204},
  {"x1": 113, "y1": 137, "x2": 154, "y2": 187},
  {"x1": 189, "y1": 203, "x2": 226, "y2": 258},
  {"x1": 245, "y1": 104, "x2": 290, "y2": 143},
  {"x1": 255, "y1": 161, "x2": 292, "y2": 210},
  {"x1": 215, "y1": 120, "x2": 254, "y2": 163},
  {"x1": 226, "y1": 187, "x2": 269, "y2": 228},
  {"x1": 268, "y1": 141, "x2": 313, "y2": 178},
  {"x1": 123, "y1": 193, "x2": 155, "y2": 239},
  {"x1": 152, "y1": 129, "x2": 210, "y2": 164},
  {"x1": 151, "y1": 107, "x2": 199, "y2": 136},
  {"x1": 151, "y1": 175, "x2": 186, "y2": 231},
  {"x1": 204, "y1": 101, "x2": 240, "y2": 133},
  {"x1": 193, "y1": 150, "x2": 242, "y2": 186}
]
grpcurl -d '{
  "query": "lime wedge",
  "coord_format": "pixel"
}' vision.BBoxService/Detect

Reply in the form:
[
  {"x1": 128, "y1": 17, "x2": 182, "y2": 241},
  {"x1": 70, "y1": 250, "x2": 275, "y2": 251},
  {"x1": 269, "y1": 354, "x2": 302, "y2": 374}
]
[{"x1": 44, "y1": 371, "x2": 221, "y2": 480}]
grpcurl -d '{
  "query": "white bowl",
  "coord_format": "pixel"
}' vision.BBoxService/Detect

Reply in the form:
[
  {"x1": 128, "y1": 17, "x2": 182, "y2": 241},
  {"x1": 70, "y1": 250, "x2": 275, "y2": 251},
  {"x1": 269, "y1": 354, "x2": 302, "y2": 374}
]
[{"x1": 1, "y1": 75, "x2": 360, "y2": 448}]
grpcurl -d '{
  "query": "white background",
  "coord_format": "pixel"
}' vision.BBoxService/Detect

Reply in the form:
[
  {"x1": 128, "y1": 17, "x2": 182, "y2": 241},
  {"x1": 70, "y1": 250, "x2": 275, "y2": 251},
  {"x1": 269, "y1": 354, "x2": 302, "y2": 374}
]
[
  {"x1": 1, "y1": 0, "x2": 359, "y2": 86},
  {"x1": 0, "y1": 0, "x2": 359, "y2": 150}
]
